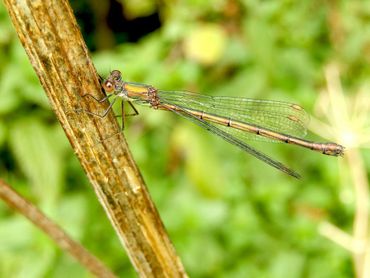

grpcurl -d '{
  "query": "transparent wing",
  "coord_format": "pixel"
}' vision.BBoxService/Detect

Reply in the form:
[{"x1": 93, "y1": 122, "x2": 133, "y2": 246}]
[
  {"x1": 164, "y1": 103, "x2": 301, "y2": 178},
  {"x1": 157, "y1": 91, "x2": 310, "y2": 143}
]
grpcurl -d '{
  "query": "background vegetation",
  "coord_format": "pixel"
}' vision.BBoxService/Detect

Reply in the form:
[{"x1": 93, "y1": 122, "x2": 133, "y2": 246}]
[{"x1": 0, "y1": 0, "x2": 369, "y2": 277}]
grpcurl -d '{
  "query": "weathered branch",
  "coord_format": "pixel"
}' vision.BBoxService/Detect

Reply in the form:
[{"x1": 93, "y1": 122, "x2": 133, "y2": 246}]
[
  {"x1": 3, "y1": 0, "x2": 186, "y2": 276},
  {"x1": 0, "y1": 179, "x2": 117, "y2": 278}
]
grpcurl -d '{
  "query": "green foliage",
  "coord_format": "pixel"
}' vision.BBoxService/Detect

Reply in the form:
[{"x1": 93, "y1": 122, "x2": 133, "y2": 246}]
[{"x1": 1, "y1": 0, "x2": 368, "y2": 277}]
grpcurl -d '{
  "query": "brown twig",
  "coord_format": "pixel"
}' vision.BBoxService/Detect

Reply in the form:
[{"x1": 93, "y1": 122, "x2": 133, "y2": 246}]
[
  {"x1": 0, "y1": 179, "x2": 117, "y2": 278},
  {"x1": 3, "y1": 0, "x2": 186, "y2": 276}
]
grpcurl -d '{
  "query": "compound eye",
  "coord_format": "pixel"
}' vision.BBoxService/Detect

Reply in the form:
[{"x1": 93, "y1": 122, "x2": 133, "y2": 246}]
[
  {"x1": 111, "y1": 70, "x2": 121, "y2": 81},
  {"x1": 103, "y1": 81, "x2": 114, "y2": 93}
]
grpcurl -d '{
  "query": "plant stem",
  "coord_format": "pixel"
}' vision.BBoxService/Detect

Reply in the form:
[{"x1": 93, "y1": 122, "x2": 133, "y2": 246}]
[{"x1": 3, "y1": 0, "x2": 186, "y2": 276}]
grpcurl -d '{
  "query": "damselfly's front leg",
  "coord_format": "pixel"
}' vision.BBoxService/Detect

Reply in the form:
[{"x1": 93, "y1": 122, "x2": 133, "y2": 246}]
[
  {"x1": 77, "y1": 93, "x2": 122, "y2": 143},
  {"x1": 79, "y1": 93, "x2": 117, "y2": 118},
  {"x1": 81, "y1": 92, "x2": 112, "y2": 103}
]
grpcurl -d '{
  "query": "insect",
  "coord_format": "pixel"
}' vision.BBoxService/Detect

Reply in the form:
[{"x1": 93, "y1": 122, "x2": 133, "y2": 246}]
[{"x1": 82, "y1": 70, "x2": 344, "y2": 178}]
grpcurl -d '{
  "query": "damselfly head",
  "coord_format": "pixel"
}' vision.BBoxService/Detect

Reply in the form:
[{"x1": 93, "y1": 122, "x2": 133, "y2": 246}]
[
  {"x1": 102, "y1": 70, "x2": 123, "y2": 93},
  {"x1": 110, "y1": 70, "x2": 122, "y2": 81}
]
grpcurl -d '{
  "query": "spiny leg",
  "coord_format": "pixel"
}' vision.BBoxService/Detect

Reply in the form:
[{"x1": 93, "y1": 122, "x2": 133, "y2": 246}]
[
  {"x1": 80, "y1": 93, "x2": 139, "y2": 141},
  {"x1": 95, "y1": 100, "x2": 139, "y2": 143},
  {"x1": 115, "y1": 101, "x2": 139, "y2": 130},
  {"x1": 127, "y1": 101, "x2": 139, "y2": 116},
  {"x1": 81, "y1": 93, "x2": 113, "y2": 103},
  {"x1": 82, "y1": 96, "x2": 117, "y2": 118}
]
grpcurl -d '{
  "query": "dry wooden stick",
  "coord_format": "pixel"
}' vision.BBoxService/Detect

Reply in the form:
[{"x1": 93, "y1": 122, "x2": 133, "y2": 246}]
[
  {"x1": 0, "y1": 179, "x2": 117, "y2": 278},
  {"x1": 3, "y1": 0, "x2": 186, "y2": 277}
]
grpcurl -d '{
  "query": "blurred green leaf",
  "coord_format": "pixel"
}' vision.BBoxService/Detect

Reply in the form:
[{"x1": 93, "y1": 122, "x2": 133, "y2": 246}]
[
  {"x1": 9, "y1": 119, "x2": 65, "y2": 210},
  {"x1": 268, "y1": 251, "x2": 305, "y2": 278},
  {"x1": 0, "y1": 63, "x2": 22, "y2": 114}
]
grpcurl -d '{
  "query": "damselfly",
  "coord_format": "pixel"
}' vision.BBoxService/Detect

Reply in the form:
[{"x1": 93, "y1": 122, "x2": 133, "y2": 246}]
[{"x1": 83, "y1": 70, "x2": 344, "y2": 179}]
